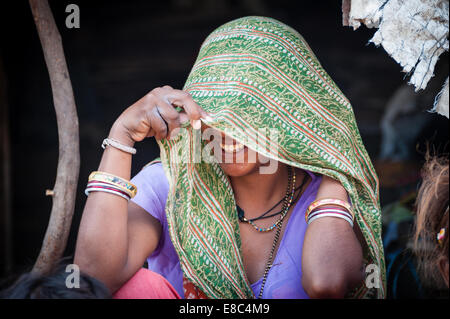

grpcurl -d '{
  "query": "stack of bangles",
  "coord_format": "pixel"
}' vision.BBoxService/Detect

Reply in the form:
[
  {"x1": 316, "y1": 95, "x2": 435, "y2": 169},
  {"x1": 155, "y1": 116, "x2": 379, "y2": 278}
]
[
  {"x1": 305, "y1": 198, "x2": 355, "y2": 227},
  {"x1": 85, "y1": 171, "x2": 137, "y2": 201}
]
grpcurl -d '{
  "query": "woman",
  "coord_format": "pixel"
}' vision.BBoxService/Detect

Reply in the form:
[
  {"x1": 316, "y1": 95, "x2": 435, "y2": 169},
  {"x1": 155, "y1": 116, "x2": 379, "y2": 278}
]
[{"x1": 75, "y1": 16, "x2": 385, "y2": 299}]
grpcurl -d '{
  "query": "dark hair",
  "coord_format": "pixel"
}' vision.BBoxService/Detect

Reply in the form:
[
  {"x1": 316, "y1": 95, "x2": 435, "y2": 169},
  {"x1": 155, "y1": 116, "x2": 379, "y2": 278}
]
[
  {"x1": 1, "y1": 263, "x2": 112, "y2": 299},
  {"x1": 414, "y1": 154, "x2": 449, "y2": 289}
]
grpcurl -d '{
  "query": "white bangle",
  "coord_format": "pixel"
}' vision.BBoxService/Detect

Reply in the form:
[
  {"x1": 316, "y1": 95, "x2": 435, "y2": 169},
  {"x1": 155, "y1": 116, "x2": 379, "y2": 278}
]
[
  {"x1": 85, "y1": 187, "x2": 131, "y2": 201},
  {"x1": 102, "y1": 138, "x2": 136, "y2": 155},
  {"x1": 307, "y1": 212, "x2": 354, "y2": 228}
]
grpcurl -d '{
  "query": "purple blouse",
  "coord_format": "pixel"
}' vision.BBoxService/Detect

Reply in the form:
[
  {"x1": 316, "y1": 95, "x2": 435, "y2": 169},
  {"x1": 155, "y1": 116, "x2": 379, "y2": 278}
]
[{"x1": 131, "y1": 162, "x2": 322, "y2": 299}]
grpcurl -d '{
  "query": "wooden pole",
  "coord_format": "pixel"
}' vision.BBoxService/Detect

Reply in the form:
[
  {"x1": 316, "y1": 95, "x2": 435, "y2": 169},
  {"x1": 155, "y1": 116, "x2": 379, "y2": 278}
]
[
  {"x1": 29, "y1": 0, "x2": 80, "y2": 275},
  {"x1": 0, "y1": 56, "x2": 13, "y2": 277},
  {"x1": 342, "y1": 0, "x2": 351, "y2": 27}
]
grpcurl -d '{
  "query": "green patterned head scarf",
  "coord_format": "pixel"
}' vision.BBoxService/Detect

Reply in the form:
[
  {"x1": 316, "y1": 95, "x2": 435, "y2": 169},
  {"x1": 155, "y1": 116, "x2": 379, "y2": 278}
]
[{"x1": 157, "y1": 16, "x2": 385, "y2": 299}]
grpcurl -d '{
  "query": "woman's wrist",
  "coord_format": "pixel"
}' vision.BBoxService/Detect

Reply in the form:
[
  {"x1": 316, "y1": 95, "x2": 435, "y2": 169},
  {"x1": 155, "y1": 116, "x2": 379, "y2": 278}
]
[
  {"x1": 98, "y1": 126, "x2": 133, "y2": 180},
  {"x1": 108, "y1": 122, "x2": 136, "y2": 148}
]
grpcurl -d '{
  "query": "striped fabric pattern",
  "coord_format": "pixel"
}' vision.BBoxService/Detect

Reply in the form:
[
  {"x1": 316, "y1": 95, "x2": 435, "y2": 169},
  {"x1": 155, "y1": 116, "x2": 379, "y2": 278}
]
[{"x1": 157, "y1": 16, "x2": 386, "y2": 299}]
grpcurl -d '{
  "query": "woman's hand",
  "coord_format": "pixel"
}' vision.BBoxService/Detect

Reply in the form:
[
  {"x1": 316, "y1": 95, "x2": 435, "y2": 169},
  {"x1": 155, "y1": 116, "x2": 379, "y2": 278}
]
[{"x1": 109, "y1": 86, "x2": 209, "y2": 146}]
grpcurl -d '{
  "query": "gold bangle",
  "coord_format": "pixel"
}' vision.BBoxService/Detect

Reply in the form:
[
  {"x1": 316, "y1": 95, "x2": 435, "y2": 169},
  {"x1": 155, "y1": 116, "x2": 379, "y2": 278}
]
[{"x1": 88, "y1": 171, "x2": 137, "y2": 198}]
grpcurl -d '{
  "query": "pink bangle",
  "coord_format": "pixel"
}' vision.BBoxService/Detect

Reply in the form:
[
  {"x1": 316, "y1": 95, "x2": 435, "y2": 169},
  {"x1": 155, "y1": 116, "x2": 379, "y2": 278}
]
[{"x1": 305, "y1": 198, "x2": 353, "y2": 222}]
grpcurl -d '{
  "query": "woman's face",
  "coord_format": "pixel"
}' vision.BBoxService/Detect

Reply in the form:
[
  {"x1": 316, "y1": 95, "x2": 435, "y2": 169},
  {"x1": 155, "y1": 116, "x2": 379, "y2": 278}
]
[{"x1": 201, "y1": 124, "x2": 263, "y2": 177}]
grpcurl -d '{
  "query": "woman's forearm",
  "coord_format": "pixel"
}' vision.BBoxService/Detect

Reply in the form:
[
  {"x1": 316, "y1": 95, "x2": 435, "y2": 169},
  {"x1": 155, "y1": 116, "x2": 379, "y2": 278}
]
[{"x1": 74, "y1": 129, "x2": 134, "y2": 287}]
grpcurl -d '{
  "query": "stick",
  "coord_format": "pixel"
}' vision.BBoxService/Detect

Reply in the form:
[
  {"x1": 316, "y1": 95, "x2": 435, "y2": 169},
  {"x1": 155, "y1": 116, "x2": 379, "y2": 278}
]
[
  {"x1": 342, "y1": 0, "x2": 351, "y2": 26},
  {"x1": 29, "y1": 0, "x2": 80, "y2": 275},
  {"x1": 0, "y1": 57, "x2": 13, "y2": 276}
]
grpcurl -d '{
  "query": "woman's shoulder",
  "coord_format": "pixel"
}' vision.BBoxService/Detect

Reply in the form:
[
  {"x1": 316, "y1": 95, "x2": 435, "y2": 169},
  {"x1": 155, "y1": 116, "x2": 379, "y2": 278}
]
[
  {"x1": 130, "y1": 160, "x2": 169, "y2": 222},
  {"x1": 138, "y1": 160, "x2": 166, "y2": 180},
  {"x1": 131, "y1": 160, "x2": 169, "y2": 199}
]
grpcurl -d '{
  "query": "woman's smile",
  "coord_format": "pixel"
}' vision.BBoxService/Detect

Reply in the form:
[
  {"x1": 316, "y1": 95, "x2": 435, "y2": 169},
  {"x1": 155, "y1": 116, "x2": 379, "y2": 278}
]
[{"x1": 219, "y1": 141, "x2": 245, "y2": 153}]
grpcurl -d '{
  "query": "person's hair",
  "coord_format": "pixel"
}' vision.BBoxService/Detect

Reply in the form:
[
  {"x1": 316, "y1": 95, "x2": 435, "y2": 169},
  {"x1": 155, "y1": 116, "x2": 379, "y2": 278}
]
[
  {"x1": 414, "y1": 153, "x2": 449, "y2": 289},
  {"x1": 0, "y1": 262, "x2": 112, "y2": 299}
]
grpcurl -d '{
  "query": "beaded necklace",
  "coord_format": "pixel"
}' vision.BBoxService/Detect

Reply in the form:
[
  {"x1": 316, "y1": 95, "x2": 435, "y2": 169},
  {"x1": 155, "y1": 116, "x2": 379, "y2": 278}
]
[
  {"x1": 237, "y1": 166, "x2": 296, "y2": 232},
  {"x1": 235, "y1": 166, "x2": 309, "y2": 298}
]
